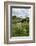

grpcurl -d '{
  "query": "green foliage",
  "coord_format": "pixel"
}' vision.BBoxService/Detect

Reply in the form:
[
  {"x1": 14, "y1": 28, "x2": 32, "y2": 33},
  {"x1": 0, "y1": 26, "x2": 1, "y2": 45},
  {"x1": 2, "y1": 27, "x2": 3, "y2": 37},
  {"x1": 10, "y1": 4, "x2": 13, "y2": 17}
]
[{"x1": 11, "y1": 16, "x2": 29, "y2": 37}]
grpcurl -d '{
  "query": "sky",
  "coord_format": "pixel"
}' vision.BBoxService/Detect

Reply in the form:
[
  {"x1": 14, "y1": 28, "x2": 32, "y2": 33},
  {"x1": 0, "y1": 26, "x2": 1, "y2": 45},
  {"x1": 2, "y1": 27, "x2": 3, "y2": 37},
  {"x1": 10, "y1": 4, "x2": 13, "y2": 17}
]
[{"x1": 12, "y1": 8, "x2": 31, "y2": 18}]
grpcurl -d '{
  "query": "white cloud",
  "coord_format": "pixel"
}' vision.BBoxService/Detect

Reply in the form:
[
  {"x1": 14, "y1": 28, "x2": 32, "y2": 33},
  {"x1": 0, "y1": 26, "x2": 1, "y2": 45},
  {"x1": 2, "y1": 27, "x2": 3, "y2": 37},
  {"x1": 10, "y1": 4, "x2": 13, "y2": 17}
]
[{"x1": 12, "y1": 8, "x2": 31, "y2": 17}]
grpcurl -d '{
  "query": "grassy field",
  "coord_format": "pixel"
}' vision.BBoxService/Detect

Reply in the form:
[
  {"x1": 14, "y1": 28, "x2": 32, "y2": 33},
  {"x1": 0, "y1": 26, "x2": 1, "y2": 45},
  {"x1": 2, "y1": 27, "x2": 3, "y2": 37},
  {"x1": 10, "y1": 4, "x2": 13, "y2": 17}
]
[{"x1": 10, "y1": 16, "x2": 29, "y2": 37}]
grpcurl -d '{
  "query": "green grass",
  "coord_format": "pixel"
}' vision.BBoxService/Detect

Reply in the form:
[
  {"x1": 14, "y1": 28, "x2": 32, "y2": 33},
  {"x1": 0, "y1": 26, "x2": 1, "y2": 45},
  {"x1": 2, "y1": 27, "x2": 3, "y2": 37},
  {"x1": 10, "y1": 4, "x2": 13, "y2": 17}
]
[
  {"x1": 11, "y1": 22, "x2": 29, "y2": 37},
  {"x1": 10, "y1": 16, "x2": 29, "y2": 37}
]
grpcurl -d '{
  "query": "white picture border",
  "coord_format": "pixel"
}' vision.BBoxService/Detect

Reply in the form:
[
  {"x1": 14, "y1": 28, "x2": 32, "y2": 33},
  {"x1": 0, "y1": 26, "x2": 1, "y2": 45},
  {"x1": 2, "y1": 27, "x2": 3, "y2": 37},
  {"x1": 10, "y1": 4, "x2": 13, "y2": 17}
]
[{"x1": 8, "y1": 3, "x2": 33, "y2": 42}]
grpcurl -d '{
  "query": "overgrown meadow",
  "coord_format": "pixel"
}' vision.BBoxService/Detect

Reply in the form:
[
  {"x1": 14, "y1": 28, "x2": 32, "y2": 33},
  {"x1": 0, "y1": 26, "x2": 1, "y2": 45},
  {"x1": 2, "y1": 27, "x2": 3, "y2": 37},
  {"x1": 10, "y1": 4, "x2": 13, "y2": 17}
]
[{"x1": 10, "y1": 16, "x2": 29, "y2": 37}]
